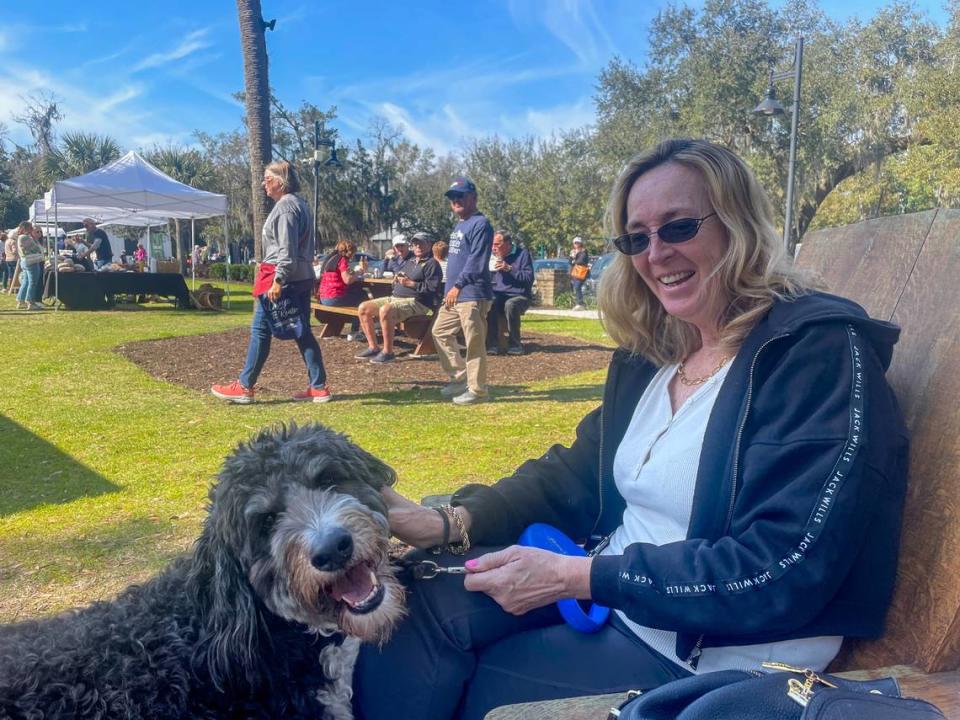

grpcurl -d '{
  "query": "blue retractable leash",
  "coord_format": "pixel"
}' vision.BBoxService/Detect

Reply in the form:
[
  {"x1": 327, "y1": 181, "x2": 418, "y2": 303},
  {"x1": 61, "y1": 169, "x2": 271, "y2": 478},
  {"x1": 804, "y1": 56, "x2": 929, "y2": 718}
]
[{"x1": 518, "y1": 523, "x2": 610, "y2": 633}]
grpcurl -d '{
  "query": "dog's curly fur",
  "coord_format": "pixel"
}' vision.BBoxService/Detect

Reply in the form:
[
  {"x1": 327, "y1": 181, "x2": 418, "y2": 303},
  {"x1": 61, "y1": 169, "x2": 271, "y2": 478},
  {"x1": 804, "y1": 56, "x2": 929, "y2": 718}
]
[{"x1": 0, "y1": 423, "x2": 405, "y2": 719}]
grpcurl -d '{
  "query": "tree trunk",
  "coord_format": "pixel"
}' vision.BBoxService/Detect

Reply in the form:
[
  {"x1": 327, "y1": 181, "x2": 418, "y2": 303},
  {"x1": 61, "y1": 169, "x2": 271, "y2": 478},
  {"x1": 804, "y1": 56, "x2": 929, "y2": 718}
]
[
  {"x1": 175, "y1": 219, "x2": 187, "y2": 274},
  {"x1": 236, "y1": 0, "x2": 272, "y2": 261}
]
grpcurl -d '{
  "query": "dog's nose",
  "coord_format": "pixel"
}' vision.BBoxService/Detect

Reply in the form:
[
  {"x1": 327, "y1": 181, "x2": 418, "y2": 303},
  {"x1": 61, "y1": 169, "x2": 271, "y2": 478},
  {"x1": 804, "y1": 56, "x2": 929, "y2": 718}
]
[{"x1": 311, "y1": 528, "x2": 354, "y2": 571}]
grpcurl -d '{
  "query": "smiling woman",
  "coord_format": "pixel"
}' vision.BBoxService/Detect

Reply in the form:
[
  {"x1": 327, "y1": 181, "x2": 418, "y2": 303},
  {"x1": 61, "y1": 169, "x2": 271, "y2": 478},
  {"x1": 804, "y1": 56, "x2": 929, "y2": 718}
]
[{"x1": 352, "y1": 139, "x2": 909, "y2": 720}]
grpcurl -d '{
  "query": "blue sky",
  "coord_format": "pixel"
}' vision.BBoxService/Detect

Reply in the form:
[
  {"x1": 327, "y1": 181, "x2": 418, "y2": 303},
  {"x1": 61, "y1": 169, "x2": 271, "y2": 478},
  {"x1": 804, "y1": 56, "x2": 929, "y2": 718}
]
[{"x1": 0, "y1": 0, "x2": 950, "y2": 157}]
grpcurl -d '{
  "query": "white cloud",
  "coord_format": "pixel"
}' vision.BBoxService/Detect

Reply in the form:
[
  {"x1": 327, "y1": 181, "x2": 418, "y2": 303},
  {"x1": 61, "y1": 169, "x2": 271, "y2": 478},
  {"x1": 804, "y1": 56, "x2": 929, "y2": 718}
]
[
  {"x1": 506, "y1": 97, "x2": 596, "y2": 138},
  {"x1": 133, "y1": 29, "x2": 212, "y2": 72},
  {"x1": 375, "y1": 102, "x2": 453, "y2": 154},
  {"x1": 94, "y1": 85, "x2": 144, "y2": 114},
  {"x1": 507, "y1": 0, "x2": 617, "y2": 69},
  {"x1": 0, "y1": 63, "x2": 151, "y2": 151},
  {"x1": 131, "y1": 130, "x2": 195, "y2": 149}
]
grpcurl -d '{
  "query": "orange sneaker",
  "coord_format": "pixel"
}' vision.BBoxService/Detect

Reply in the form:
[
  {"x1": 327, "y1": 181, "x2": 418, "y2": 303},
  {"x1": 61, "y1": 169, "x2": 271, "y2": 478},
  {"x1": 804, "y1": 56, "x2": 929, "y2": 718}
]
[
  {"x1": 211, "y1": 380, "x2": 255, "y2": 404},
  {"x1": 293, "y1": 386, "x2": 332, "y2": 403}
]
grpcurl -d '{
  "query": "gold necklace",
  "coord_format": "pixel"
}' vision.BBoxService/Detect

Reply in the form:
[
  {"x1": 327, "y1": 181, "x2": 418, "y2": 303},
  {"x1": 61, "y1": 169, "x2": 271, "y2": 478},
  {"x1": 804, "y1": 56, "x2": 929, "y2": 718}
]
[{"x1": 676, "y1": 355, "x2": 730, "y2": 387}]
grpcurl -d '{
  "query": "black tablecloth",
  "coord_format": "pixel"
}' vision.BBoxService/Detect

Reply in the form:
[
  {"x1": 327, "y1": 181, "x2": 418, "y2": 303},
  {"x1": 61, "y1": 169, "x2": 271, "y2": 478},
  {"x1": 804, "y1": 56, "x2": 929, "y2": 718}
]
[{"x1": 43, "y1": 271, "x2": 192, "y2": 310}]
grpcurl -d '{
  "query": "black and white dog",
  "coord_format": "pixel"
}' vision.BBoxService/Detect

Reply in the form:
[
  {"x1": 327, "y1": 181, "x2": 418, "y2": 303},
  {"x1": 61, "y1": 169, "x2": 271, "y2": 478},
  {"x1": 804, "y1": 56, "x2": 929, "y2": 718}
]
[{"x1": 0, "y1": 423, "x2": 405, "y2": 719}]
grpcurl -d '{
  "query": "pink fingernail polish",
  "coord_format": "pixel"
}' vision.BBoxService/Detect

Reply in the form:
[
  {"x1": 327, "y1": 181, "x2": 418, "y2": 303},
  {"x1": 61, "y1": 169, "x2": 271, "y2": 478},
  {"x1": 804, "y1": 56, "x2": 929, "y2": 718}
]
[{"x1": 465, "y1": 559, "x2": 478, "y2": 570}]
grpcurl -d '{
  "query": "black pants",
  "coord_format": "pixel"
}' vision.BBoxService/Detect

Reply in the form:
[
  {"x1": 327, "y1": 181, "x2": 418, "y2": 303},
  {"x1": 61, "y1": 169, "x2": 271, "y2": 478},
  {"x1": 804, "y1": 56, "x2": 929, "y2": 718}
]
[
  {"x1": 487, "y1": 294, "x2": 530, "y2": 350},
  {"x1": 353, "y1": 548, "x2": 689, "y2": 720}
]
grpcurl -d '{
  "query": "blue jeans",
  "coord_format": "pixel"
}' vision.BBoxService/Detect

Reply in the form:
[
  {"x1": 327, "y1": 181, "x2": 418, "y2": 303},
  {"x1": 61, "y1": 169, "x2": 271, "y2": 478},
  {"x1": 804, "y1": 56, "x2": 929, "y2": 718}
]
[
  {"x1": 17, "y1": 262, "x2": 42, "y2": 303},
  {"x1": 571, "y1": 278, "x2": 585, "y2": 306},
  {"x1": 240, "y1": 280, "x2": 327, "y2": 389},
  {"x1": 94, "y1": 258, "x2": 111, "y2": 270},
  {"x1": 1, "y1": 260, "x2": 14, "y2": 289},
  {"x1": 354, "y1": 548, "x2": 689, "y2": 720}
]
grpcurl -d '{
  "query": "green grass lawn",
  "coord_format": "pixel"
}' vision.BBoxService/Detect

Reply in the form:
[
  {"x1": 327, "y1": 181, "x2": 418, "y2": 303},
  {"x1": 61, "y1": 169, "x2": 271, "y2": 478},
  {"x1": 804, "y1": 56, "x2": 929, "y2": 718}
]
[{"x1": 0, "y1": 284, "x2": 611, "y2": 622}]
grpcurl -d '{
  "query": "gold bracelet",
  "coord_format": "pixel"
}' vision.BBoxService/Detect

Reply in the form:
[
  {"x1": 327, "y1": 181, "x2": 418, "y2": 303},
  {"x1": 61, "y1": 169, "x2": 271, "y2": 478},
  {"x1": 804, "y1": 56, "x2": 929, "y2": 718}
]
[{"x1": 443, "y1": 505, "x2": 470, "y2": 555}]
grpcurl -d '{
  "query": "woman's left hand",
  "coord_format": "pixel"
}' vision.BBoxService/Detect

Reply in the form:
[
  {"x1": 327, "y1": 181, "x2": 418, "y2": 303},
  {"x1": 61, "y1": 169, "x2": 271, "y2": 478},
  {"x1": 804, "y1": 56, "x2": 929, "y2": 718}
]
[
  {"x1": 463, "y1": 546, "x2": 593, "y2": 615},
  {"x1": 267, "y1": 279, "x2": 282, "y2": 302}
]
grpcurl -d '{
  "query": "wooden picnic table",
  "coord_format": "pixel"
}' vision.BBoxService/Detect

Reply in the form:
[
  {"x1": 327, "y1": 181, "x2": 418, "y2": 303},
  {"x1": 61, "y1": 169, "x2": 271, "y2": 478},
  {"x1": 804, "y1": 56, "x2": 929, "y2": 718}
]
[{"x1": 362, "y1": 277, "x2": 394, "y2": 298}]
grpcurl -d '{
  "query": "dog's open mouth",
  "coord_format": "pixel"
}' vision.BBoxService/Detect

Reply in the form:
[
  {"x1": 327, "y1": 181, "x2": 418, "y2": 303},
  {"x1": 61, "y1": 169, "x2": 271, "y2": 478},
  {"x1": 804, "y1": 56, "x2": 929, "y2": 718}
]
[{"x1": 330, "y1": 562, "x2": 385, "y2": 615}]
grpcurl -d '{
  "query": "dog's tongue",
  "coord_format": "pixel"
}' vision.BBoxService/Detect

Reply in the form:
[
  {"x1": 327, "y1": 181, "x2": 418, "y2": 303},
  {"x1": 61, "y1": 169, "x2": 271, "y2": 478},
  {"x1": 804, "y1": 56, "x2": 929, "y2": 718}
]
[{"x1": 332, "y1": 563, "x2": 375, "y2": 604}]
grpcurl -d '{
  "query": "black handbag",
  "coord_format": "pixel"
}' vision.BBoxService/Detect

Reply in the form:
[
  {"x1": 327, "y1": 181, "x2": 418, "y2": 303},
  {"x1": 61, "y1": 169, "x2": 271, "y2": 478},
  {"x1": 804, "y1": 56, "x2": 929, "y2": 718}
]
[{"x1": 613, "y1": 664, "x2": 945, "y2": 720}]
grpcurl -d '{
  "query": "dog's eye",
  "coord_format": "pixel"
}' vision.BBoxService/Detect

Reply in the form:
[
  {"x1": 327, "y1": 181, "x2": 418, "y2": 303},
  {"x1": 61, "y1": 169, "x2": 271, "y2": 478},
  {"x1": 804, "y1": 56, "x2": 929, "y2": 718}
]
[{"x1": 260, "y1": 513, "x2": 277, "y2": 532}]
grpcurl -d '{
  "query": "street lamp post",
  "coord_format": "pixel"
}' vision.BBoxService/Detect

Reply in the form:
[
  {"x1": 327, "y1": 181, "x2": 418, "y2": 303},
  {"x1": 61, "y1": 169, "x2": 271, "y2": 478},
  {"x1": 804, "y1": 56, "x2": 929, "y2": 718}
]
[
  {"x1": 304, "y1": 120, "x2": 342, "y2": 250},
  {"x1": 754, "y1": 37, "x2": 804, "y2": 256}
]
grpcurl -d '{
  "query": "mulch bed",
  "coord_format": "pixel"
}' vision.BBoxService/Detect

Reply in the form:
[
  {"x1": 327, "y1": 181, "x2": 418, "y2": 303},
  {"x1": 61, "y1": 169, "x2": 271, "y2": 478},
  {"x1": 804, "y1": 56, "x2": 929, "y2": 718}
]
[{"x1": 116, "y1": 328, "x2": 613, "y2": 400}]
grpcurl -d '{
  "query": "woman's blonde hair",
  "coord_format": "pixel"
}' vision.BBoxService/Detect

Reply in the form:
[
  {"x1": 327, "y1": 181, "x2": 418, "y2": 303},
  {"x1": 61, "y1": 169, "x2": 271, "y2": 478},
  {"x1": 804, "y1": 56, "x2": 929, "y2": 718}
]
[
  {"x1": 17, "y1": 220, "x2": 32, "y2": 234},
  {"x1": 598, "y1": 138, "x2": 812, "y2": 365},
  {"x1": 264, "y1": 160, "x2": 301, "y2": 194}
]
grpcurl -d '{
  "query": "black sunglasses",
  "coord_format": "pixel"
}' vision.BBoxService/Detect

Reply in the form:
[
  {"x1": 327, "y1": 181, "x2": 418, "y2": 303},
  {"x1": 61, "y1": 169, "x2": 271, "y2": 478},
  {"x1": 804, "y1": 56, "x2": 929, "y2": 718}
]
[{"x1": 613, "y1": 213, "x2": 717, "y2": 256}]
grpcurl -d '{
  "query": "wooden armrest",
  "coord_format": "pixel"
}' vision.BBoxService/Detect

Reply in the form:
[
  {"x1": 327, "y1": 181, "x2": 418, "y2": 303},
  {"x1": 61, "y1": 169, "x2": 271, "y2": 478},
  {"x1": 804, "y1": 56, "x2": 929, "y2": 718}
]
[{"x1": 485, "y1": 692, "x2": 623, "y2": 720}]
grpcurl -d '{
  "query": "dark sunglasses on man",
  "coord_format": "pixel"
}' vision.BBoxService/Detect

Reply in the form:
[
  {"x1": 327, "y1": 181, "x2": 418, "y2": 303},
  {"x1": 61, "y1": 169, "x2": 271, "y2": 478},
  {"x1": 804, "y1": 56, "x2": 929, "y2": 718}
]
[
  {"x1": 447, "y1": 193, "x2": 465, "y2": 201},
  {"x1": 613, "y1": 212, "x2": 717, "y2": 256}
]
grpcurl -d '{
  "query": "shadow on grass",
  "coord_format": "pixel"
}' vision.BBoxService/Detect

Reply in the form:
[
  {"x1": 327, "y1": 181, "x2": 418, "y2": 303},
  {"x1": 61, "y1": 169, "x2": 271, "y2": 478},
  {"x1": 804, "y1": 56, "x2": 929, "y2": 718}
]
[
  {"x1": 0, "y1": 414, "x2": 119, "y2": 516},
  {"x1": 349, "y1": 381, "x2": 604, "y2": 406}
]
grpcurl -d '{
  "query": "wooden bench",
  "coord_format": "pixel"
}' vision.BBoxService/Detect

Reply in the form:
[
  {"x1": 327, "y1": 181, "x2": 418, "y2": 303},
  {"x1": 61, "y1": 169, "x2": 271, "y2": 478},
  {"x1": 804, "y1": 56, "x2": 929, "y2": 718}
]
[
  {"x1": 310, "y1": 301, "x2": 438, "y2": 357},
  {"x1": 487, "y1": 209, "x2": 960, "y2": 719},
  {"x1": 311, "y1": 302, "x2": 360, "y2": 339}
]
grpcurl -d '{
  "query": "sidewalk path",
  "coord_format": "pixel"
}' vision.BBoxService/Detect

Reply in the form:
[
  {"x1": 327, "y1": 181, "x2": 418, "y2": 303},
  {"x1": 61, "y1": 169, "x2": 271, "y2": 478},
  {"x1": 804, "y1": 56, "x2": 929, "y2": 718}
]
[{"x1": 528, "y1": 307, "x2": 600, "y2": 320}]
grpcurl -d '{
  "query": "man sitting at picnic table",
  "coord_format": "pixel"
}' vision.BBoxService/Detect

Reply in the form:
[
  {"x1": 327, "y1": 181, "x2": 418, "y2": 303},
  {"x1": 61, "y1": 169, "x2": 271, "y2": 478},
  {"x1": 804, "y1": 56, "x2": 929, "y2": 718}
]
[
  {"x1": 486, "y1": 230, "x2": 533, "y2": 356},
  {"x1": 355, "y1": 232, "x2": 443, "y2": 363}
]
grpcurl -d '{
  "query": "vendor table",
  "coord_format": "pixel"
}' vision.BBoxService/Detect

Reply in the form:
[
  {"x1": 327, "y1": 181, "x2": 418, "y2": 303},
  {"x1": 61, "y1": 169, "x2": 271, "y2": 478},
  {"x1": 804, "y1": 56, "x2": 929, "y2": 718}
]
[{"x1": 43, "y1": 271, "x2": 192, "y2": 310}]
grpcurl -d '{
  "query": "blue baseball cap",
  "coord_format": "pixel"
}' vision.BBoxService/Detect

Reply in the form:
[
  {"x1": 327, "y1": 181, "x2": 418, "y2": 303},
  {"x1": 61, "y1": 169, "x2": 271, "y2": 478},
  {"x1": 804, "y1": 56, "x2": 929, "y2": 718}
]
[{"x1": 444, "y1": 177, "x2": 477, "y2": 197}]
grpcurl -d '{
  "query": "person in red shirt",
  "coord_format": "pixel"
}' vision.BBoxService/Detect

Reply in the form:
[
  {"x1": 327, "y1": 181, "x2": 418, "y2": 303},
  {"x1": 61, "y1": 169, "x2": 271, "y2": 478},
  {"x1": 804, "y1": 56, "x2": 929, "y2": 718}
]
[{"x1": 317, "y1": 240, "x2": 365, "y2": 337}]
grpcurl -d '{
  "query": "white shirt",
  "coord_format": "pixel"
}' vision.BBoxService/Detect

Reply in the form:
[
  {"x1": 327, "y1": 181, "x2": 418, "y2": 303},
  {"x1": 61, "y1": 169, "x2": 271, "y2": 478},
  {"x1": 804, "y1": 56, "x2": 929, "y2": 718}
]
[{"x1": 602, "y1": 361, "x2": 841, "y2": 673}]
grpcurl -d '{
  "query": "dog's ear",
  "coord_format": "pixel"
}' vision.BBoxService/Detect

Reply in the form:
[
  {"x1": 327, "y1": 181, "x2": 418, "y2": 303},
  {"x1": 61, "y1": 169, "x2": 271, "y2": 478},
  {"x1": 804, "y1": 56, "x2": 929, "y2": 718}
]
[
  {"x1": 355, "y1": 449, "x2": 397, "y2": 490},
  {"x1": 187, "y1": 503, "x2": 271, "y2": 692}
]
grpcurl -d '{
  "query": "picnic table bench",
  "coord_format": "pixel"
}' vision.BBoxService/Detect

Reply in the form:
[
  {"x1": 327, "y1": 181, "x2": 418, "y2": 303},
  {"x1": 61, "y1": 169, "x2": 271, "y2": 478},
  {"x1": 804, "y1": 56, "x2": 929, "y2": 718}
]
[
  {"x1": 487, "y1": 208, "x2": 960, "y2": 719},
  {"x1": 310, "y1": 301, "x2": 438, "y2": 357}
]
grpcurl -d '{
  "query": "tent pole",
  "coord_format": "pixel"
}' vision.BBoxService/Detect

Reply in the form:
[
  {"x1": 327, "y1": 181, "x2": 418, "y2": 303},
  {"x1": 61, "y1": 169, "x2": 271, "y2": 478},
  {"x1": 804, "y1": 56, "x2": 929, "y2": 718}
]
[
  {"x1": 53, "y1": 200, "x2": 59, "y2": 310},
  {"x1": 191, "y1": 217, "x2": 196, "y2": 291},
  {"x1": 222, "y1": 213, "x2": 231, "y2": 309}
]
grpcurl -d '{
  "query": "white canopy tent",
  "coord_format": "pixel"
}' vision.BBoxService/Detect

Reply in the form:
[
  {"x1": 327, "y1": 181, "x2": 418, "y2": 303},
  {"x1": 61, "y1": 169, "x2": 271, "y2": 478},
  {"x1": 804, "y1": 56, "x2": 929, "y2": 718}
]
[{"x1": 41, "y1": 151, "x2": 231, "y2": 306}]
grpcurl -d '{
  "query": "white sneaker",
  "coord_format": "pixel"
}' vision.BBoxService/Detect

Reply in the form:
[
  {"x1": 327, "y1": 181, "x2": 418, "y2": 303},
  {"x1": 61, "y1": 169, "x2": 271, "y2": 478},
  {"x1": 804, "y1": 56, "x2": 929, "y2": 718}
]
[
  {"x1": 572, "y1": 304, "x2": 585, "y2": 311},
  {"x1": 440, "y1": 381, "x2": 468, "y2": 398},
  {"x1": 452, "y1": 389, "x2": 488, "y2": 405}
]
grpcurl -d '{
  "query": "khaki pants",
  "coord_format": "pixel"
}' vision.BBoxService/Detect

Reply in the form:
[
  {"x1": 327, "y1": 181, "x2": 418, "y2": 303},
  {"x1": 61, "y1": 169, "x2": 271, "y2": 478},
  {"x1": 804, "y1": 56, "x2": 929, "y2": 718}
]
[{"x1": 432, "y1": 300, "x2": 491, "y2": 395}]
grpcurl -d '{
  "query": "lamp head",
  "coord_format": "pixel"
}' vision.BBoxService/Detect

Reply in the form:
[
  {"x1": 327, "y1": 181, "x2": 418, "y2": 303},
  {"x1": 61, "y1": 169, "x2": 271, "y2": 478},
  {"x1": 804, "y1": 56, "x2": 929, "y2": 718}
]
[
  {"x1": 754, "y1": 85, "x2": 786, "y2": 116},
  {"x1": 324, "y1": 146, "x2": 342, "y2": 169}
]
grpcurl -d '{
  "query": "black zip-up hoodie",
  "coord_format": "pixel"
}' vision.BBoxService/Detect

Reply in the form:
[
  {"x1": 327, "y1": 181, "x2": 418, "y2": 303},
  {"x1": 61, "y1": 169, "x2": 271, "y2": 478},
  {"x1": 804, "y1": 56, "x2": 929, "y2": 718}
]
[{"x1": 452, "y1": 292, "x2": 908, "y2": 665}]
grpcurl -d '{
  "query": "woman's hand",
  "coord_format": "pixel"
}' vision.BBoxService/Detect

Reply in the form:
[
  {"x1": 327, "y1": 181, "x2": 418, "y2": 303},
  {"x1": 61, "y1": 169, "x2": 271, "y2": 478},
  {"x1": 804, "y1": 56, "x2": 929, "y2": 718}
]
[
  {"x1": 382, "y1": 487, "x2": 455, "y2": 549},
  {"x1": 463, "y1": 546, "x2": 593, "y2": 615},
  {"x1": 267, "y1": 279, "x2": 282, "y2": 302}
]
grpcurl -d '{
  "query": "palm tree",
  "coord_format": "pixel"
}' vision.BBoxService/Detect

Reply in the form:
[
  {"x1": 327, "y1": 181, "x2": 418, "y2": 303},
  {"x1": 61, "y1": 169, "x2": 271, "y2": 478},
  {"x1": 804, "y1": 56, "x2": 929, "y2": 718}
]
[
  {"x1": 42, "y1": 132, "x2": 121, "y2": 183},
  {"x1": 235, "y1": 0, "x2": 272, "y2": 261},
  {"x1": 147, "y1": 146, "x2": 218, "y2": 272}
]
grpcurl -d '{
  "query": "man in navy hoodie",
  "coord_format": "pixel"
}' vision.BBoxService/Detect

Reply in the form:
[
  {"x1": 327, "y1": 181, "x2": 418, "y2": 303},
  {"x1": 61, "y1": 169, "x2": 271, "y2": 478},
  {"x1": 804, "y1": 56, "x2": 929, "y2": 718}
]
[
  {"x1": 486, "y1": 230, "x2": 533, "y2": 355},
  {"x1": 432, "y1": 177, "x2": 494, "y2": 404}
]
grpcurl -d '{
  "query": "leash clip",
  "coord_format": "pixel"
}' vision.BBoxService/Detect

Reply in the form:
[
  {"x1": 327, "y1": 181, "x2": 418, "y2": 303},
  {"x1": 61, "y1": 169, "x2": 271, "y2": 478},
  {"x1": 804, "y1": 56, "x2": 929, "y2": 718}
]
[{"x1": 408, "y1": 560, "x2": 467, "y2": 580}]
